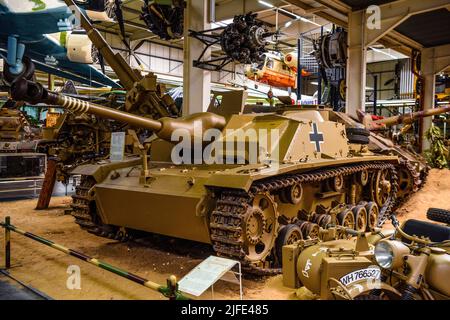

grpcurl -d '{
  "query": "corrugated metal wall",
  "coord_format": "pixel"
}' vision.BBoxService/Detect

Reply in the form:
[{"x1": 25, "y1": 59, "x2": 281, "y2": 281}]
[
  {"x1": 103, "y1": 32, "x2": 240, "y2": 85},
  {"x1": 399, "y1": 58, "x2": 414, "y2": 99}
]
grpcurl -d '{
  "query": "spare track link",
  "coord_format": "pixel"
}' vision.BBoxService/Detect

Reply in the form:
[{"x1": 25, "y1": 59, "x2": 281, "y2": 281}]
[{"x1": 210, "y1": 162, "x2": 398, "y2": 276}]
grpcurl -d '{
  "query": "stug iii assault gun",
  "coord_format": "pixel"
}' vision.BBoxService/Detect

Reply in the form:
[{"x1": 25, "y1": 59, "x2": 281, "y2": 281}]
[{"x1": 13, "y1": 79, "x2": 400, "y2": 275}]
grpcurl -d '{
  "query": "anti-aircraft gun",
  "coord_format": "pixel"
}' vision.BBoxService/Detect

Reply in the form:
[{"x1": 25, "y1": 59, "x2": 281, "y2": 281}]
[
  {"x1": 13, "y1": 79, "x2": 402, "y2": 275},
  {"x1": 63, "y1": 0, "x2": 179, "y2": 119},
  {"x1": 21, "y1": 1, "x2": 180, "y2": 207}
]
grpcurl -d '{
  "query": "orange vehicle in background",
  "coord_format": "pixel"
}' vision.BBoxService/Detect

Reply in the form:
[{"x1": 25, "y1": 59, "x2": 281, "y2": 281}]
[{"x1": 245, "y1": 52, "x2": 311, "y2": 89}]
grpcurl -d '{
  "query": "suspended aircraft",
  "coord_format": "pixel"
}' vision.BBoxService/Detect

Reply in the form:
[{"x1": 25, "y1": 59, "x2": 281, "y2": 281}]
[
  {"x1": 0, "y1": 0, "x2": 119, "y2": 88},
  {"x1": 244, "y1": 51, "x2": 311, "y2": 89}
]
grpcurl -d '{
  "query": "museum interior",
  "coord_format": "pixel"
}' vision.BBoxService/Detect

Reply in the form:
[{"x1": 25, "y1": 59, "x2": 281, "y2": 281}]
[{"x1": 0, "y1": 0, "x2": 449, "y2": 302}]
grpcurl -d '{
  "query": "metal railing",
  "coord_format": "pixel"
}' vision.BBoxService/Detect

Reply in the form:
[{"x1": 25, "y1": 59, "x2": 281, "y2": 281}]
[{"x1": 1, "y1": 216, "x2": 190, "y2": 300}]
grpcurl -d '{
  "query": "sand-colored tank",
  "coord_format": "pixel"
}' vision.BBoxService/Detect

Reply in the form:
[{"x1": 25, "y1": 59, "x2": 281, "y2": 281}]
[
  {"x1": 12, "y1": 79, "x2": 400, "y2": 274},
  {"x1": 329, "y1": 107, "x2": 449, "y2": 204},
  {"x1": 359, "y1": 107, "x2": 450, "y2": 202}
]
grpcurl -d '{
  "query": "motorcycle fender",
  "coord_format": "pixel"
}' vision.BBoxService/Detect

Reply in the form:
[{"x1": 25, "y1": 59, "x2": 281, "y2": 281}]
[{"x1": 347, "y1": 282, "x2": 402, "y2": 300}]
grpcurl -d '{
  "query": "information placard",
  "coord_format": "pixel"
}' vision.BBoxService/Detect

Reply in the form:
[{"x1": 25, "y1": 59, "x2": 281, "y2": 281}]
[
  {"x1": 110, "y1": 132, "x2": 126, "y2": 162},
  {"x1": 178, "y1": 256, "x2": 240, "y2": 297}
]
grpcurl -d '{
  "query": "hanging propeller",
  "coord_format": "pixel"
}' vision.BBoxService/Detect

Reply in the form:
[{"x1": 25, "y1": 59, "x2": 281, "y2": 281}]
[
  {"x1": 125, "y1": 40, "x2": 149, "y2": 70},
  {"x1": 106, "y1": 0, "x2": 148, "y2": 70}
]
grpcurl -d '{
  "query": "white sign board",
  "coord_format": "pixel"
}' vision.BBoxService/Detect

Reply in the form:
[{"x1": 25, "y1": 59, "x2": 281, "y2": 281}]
[
  {"x1": 110, "y1": 132, "x2": 126, "y2": 162},
  {"x1": 178, "y1": 256, "x2": 240, "y2": 297}
]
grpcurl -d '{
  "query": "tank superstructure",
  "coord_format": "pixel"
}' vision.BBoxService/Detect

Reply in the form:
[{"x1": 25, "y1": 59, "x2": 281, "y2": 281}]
[{"x1": 12, "y1": 80, "x2": 400, "y2": 274}]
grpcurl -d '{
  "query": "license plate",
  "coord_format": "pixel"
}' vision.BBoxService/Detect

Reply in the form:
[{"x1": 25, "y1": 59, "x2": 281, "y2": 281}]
[{"x1": 339, "y1": 267, "x2": 381, "y2": 286}]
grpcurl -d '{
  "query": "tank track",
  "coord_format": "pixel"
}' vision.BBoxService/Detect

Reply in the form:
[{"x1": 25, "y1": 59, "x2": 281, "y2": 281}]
[
  {"x1": 210, "y1": 162, "x2": 398, "y2": 276},
  {"x1": 70, "y1": 163, "x2": 398, "y2": 275},
  {"x1": 70, "y1": 176, "x2": 99, "y2": 234}
]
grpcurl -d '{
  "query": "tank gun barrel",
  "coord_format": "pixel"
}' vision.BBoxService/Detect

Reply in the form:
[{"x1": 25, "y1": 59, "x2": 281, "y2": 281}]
[
  {"x1": 11, "y1": 79, "x2": 226, "y2": 141},
  {"x1": 373, "y1": 105, "x2": 450, "y2": 127}
]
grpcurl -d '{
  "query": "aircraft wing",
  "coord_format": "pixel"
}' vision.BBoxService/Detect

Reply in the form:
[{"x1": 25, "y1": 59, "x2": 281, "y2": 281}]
[
  {"x1": 0, "y1": 4, "x2": 8, "y2": 14},
  {"x1": 19, "y1": 35, "x2": 119, "y2": 88},
  {"x1": 32, "y1": 60, "x2": 112, "y2": 88}
]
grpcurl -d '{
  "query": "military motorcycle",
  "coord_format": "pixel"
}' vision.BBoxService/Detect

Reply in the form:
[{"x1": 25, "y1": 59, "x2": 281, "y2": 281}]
[{"x1": 284, "y1": 208, "x2": 450, "y2": 300}]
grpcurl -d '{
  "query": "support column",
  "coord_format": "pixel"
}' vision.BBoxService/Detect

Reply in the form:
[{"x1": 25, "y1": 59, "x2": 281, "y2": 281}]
[
  {"x1": 183, "y1": 0, "x2": 211, "y2": 115},
  {"x1": 421, "y1": 44, "x2": 450, "y2": 151},
  {"x1": 346, "y1": 10, "x2": 367, "y2": 118},
  {"x1": 345, "y1": 0, "x2": 450, "y2": 118}
]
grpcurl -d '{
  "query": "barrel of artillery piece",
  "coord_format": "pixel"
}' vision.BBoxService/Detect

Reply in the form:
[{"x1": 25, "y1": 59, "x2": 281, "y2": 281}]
[
  {"x1": 11, "y1": 79, "x2": 226, "y2": 141},
  {"x1": 373, "y1": 105, "x2": 450, "y2": 127},
  {"x1": 63, "y1": 0, "x2": 139, "y2": 91}
]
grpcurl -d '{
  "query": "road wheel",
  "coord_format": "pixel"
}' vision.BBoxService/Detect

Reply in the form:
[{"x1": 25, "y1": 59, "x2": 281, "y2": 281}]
[
  {"x1": 338, "y1": 207, "x2": 355, "y2": 229},
  {"x1": 275, "y1": 224, "x2": 303, "y2": 263},
  {"x1": 365, "y1": 202, "x2": 379, "y2": 231},
  {"x1": 353, "y1": 205, "x2": 368, "y2": 232}
]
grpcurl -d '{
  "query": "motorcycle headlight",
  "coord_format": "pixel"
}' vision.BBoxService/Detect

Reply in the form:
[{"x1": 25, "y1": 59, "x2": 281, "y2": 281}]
[
  {"x1": 375, "y1": 241, "x2": 394, "y2": 269},
  {"x1": 374, "y1": 240, "x2": 410, "y2": 269}
]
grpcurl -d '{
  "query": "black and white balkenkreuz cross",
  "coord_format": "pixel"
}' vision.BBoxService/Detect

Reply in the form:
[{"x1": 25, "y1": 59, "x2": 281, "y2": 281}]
[{"x1": 309, "y1": 123, "x2": 324, "y2": 152}]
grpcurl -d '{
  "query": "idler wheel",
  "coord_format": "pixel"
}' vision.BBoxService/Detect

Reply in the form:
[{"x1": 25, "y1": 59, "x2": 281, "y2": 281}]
[
  {"x1": 352, "y1": 205, "x2": 368, "y2": 232},
  {"x1": 397, "y1": 167, "x2": 415, "y2": 199}
]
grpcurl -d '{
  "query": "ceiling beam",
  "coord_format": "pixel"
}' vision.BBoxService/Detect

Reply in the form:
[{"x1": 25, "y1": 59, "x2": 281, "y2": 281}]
[
  {"x1": 423, "y1": 43, "x2": 450, "y2": 74},
  {"x1": 377, "y1": 38, "x2": 412, "y2": 57},
  {"x1": 362, "y1": 0, "x2": 450, "y2": 46},
  {"x1": 311, "y1": 0, "x2": 350, "y2": 16},
  {"x1": 283, "y1": 0, "x2": 347, "y2": 26},
  {"x1": 214, "y1": 0, "x2": 286, "y2": 22},
  {"x1": 303, "y1": 6, "x2": 328, "y2": 15},
  {"x1": 387, "y1": 30, "x2": 423, "y2": 51}
]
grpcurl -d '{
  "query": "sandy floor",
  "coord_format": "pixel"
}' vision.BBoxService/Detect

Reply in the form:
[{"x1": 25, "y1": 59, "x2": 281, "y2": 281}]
[
  {"x1": 396, "y1": 169, "x2": 450, "y2": 221},
  {"x1": 0, "y1": 169, "x2": 449, "y2": 300}
]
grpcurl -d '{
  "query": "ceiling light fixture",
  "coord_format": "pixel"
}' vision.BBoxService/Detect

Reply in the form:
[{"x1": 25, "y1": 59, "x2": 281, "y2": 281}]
[
  {"x1": 369, "y1": 46, "x2": 398, "y2": 60},
  {"x1": 259, "y1": 1, "x2": 322, "y2": 29},
  {"x1": 258, "y1": 0, "x2": 274, "y2": 8}
]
